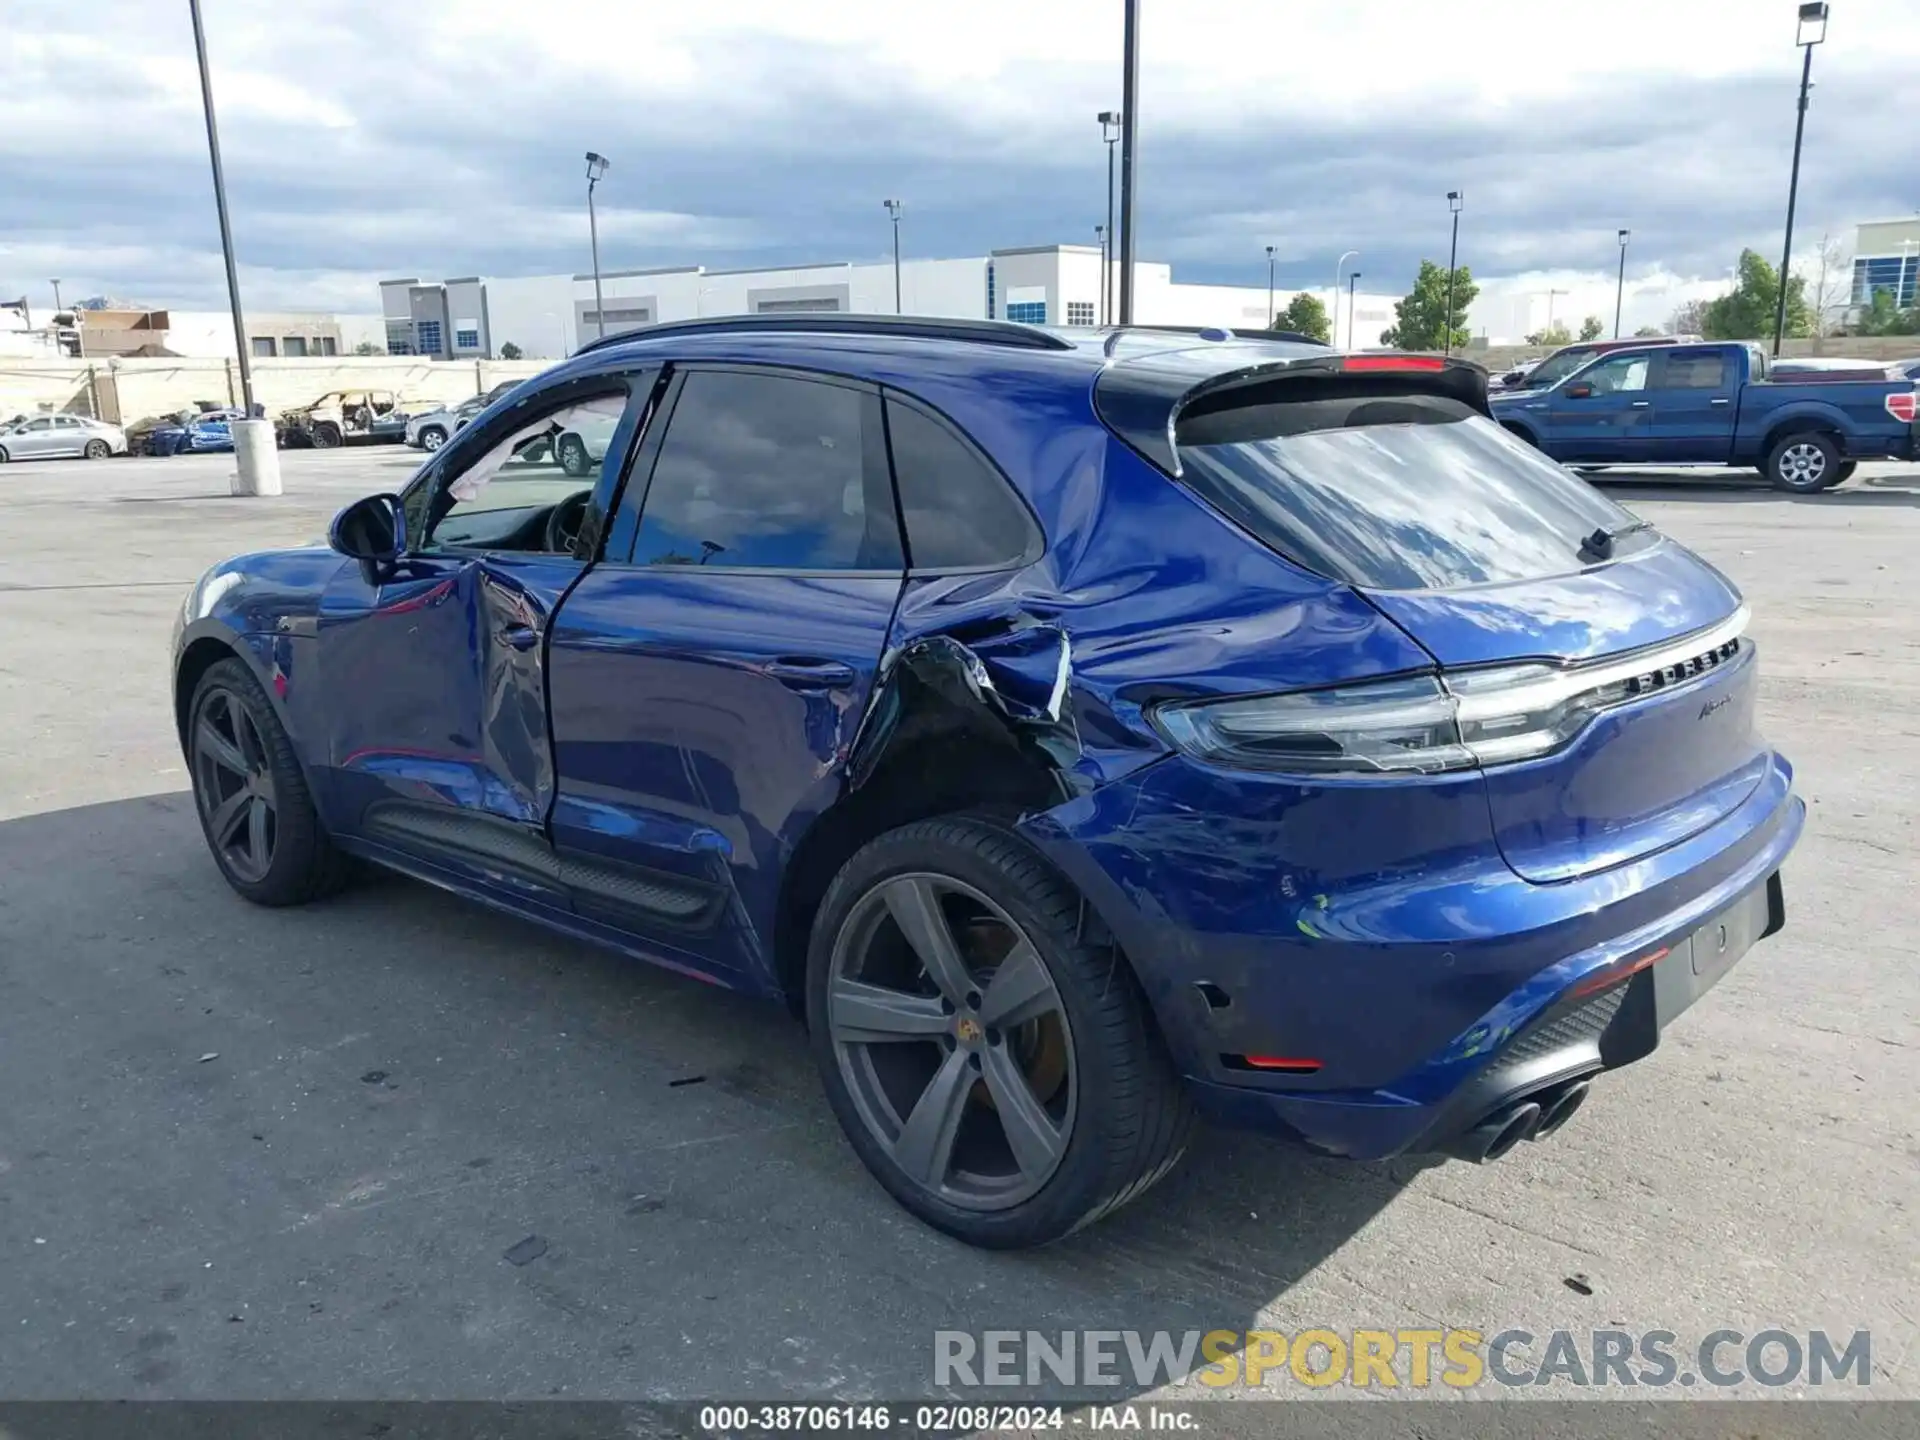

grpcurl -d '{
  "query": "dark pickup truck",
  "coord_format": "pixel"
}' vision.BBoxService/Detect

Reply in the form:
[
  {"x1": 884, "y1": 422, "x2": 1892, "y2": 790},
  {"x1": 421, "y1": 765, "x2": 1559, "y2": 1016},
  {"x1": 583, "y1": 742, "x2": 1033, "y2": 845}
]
[{"x1": 1490, "y1": 341, "x2": 1919, "y2": 491}]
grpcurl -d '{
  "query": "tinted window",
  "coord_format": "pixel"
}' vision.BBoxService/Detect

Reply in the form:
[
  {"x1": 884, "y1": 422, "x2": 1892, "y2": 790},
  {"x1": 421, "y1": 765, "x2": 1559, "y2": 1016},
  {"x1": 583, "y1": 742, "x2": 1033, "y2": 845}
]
[
  {"x1": 1576, "y1": 353, "x2": 1649, "y2": 393},
  {"x1": 1659, "y1": 351, "x2": 1728, "y2": 389},
  {"x1": 632, "y1": 370, "x2": 900, "y2": 571},
  {"x1": 885, "y1": 398, "x2": 1038, "y2": 570},
  {"x1": 1524, "y1": 347, "x2": 1600, "y2": 389},
  {"x1": 1177, "y1": 393, "x2": 1641, "y2": 591}
]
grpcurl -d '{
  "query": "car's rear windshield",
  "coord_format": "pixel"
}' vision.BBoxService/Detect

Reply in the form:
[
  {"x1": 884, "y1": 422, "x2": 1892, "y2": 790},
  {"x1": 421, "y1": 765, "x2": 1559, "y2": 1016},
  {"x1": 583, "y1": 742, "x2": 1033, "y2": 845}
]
[{"x1": 1175, "y1": 391, "x2": 1642, "y2": 591}]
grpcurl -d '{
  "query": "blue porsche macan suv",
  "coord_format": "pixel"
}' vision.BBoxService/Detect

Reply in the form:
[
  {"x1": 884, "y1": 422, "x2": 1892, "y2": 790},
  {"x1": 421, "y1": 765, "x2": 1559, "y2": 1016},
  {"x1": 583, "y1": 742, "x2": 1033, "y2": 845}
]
[{"x1": 173, "y1": 315, "x2": 1803, "y2": 1248}]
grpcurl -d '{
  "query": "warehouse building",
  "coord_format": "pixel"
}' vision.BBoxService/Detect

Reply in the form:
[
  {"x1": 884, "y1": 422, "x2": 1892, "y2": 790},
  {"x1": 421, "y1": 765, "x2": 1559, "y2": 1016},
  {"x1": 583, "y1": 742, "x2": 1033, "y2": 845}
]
[
  {"x1": 379, "y1": 245, "x2": 1399, "y2": 360},
  {"x1": 1851, "y1": 216, "x2": 1920, "y2": 313}
]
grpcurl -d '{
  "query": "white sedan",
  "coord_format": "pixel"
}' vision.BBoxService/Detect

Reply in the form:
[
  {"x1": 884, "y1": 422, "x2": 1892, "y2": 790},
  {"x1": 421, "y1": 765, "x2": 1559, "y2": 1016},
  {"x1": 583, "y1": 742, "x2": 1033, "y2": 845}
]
[{"x1": 0, "y1": 413, "x2": 130, "y2": 461}]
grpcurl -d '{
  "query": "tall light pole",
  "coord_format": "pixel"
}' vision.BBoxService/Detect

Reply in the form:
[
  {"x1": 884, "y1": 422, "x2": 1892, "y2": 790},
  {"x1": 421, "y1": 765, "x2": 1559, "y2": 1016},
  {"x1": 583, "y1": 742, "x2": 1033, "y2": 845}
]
[
  {"x1": 1774, "y1": 2, "x2": 1828, "y2": 356},
  {"x1": 1116, "y1": 0, "x2": 1141, "y2": 325},
  {"x1": 1332, "y1": 250, "x2": 1358, "y2": 346},
  {"x1": 1099, "y1": 111, "x2": 1121, "y2": 325},
  {"x1": 1094, "y1": 225, "x2": 1107, "y2": 324},
  {"x1": 1443, "y1": 190, "x2": 1463, "y2": 357},
  {"x1": 1614, "y1": 229, "x2": 1631, "y2": 337},
  {"x1": 584, "y1": 152, "x2": 610, "y2": 339},
  {"x1": 188, "y1": 0, "x2": 277, "y2": 496},
  {"x1": 49, "y1": 279, "x2": 63, "y2": 314},
  {"x1": 883, "y1": 199, "x2": 904, "y2": 314},
  {"x1": 1265, "y1": 245, "x2": 1276, "y2": 326},
  {"x1": 1347, "y1": 272, "x2": 1361, "y2": 352},
  {"x1": 1545, "y1": 287, "x2": 1569, "y2": 336}
]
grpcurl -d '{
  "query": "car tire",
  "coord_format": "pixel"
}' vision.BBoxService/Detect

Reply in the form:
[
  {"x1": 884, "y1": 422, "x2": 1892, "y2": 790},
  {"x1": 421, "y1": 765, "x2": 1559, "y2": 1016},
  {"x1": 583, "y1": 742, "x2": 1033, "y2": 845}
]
[
  {"x1": 419, "y1": 425, "x2": 448, "y2": 452},
  {"x1": 83, "y1": 439, "x2": 110, "y2": 459},
  {"x1": 1765, "y1": 431, "x2": 1839, "y2": 493},
  {"x1": 0, "y1": 445, "x2": 10, "y2": 463},
  {"x1": 1822, "y1": 459, "x2": 1857, "y2": 491},
  {"x1": 556, "y1": 433, "x2": 592, "y2": 477},
  {"x1": 806, "y1": 815, "x2": 1193, "y2": 1249},
  {"x1": 311, "y1": 423, "x2": 342, "y2": 449},
  {"x1": 187, "y1": 657, "x2": 350, "y2": 907}
]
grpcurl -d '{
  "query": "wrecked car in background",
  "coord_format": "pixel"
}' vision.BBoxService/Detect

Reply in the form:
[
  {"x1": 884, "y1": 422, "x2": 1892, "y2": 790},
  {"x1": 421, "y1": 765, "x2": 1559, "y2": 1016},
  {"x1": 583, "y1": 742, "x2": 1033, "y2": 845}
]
[
  {"x1": 171, "y1": 314, "x2": 1803, "y2": 1249},
  {"x1": 275, "y1": 389, "x2": 411, "y2": 449}
]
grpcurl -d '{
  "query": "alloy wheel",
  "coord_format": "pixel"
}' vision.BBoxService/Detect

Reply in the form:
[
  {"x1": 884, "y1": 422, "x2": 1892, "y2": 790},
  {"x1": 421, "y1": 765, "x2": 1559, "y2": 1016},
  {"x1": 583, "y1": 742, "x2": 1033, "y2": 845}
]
[
  {"x1": 421, "y1": 428, "x2": 445, "y2": 452},
  {"x1": 827, "y1": 874, "x2": 1076, "y2": 1211},
  {"x1": 191, "y1": 687, "x2": 278, "y2": 883},
  {"x1": 1779, "y1": 442, "x2": 1826, "y2": 487}
]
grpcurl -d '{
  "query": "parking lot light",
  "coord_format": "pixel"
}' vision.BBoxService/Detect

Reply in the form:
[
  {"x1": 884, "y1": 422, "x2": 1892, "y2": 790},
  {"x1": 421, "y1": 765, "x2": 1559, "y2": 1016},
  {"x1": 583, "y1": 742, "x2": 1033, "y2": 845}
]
[
  {"x1": 1347, "y1": 271, "x2": 1361, "y2": 351},
  {"x1": 1774, "y1": 3, "x2": 1829, "y2": 356},
  {"x1": 883, "y1": 199, "x2": 904, "y2": 314},
  {"x1": 1615, "y1": 229, "x2": 1631, "y2": 338},
  {"x1": 1444, "y1": 191, "x2": 1463, "y2": 357},
  {"x1": 585, "y1": 151, "x2": 610, "y2": 340}
]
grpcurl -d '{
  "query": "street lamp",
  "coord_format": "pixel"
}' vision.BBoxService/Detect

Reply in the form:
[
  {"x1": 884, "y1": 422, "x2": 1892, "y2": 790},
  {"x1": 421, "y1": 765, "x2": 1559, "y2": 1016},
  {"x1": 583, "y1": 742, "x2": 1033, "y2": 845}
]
[
  {"x1": 585, "y1": 151, "x2": 610, "y2": 339},
  {"x1": 1332, "y1": 250, "x2": 1358, "y2": 347},
  {"x1": 1444, "y1": 190, "x2": 1463, "y2": 357},
  {"x1": 1099, "y1": 111, "x2": 1121, "y2": 325},
  {"x1": 1094, "y1": 225, "x2": 1107, "y2": 324},
  {"x1": 883, "y1": 199, "x2": 904, "y2": 314},
  {"x1": 1614, "y1": 229, "x2": 1631, "y2": 337},
  {"x1": 1545, "y1": 287, "x2": 1569, "y2": 336},
  {"x1": 1347, "y1": 272, "x2": 1361, "y2": 352},
  {"x1": 187, "y1": 0, "x2": 276, "y2": 496},
  {"x1": 1266, "y1": 245, "x2": 1277, "y2": 327},
  {"x1": 1774, "y1": 2, "x2": 1828, "y2": 356},
  {"x1": 49, "y1": 279, "x2": 62, "y2": 314}
]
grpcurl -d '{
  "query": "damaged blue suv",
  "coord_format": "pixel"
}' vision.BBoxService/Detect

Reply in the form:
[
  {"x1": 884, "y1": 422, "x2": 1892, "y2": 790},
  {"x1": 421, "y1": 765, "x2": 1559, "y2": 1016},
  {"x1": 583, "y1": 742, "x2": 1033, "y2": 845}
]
[{"x1": 173, "y1": 315, "x2": 1803, "y2": 1248}]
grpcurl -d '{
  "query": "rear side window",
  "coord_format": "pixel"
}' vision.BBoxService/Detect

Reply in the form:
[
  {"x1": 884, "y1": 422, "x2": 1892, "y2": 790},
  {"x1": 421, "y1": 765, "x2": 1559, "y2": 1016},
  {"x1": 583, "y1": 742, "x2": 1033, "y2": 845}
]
[
  {"x1": 1658, "y1": 351, "x2": 1729, "y2": 388},
  {"x1": 884, "y1": 397, "x2": 1039, "y2": 571},
  {"x1": 1176, "y1": 392, "x2": 1639, "y2": 591},
  {"x1": 632, "y1": 369, "x2": 900, "y2": 571}
]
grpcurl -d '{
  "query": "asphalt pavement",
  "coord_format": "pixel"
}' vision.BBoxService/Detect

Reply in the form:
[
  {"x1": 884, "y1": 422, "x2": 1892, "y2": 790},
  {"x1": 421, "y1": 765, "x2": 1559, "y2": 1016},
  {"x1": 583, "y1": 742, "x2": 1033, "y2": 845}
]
[{"x1": 1, "y1": 447, "x2": 1915, "y2": 1404}]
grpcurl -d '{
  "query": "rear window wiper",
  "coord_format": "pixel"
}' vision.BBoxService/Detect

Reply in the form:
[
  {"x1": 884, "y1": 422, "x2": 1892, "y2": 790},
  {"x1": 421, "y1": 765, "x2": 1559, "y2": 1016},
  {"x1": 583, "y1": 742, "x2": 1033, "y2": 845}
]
[{"x1": 1578, "y1": 519, "x2": 1652, "y2": 562}]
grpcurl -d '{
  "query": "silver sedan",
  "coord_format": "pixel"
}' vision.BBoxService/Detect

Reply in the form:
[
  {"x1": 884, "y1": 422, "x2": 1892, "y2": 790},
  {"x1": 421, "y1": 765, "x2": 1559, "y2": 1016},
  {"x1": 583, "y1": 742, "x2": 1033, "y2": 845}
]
[{"x1": 0, "y1": 413, "x2": 130, "y2": 461}]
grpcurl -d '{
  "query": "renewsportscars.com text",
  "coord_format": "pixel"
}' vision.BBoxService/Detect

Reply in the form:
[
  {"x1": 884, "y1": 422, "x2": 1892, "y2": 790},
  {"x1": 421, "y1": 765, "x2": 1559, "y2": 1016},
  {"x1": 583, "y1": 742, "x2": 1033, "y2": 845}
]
[{"x1": 934, "y1": 1328, "x2": 1873, "y2": 1391}]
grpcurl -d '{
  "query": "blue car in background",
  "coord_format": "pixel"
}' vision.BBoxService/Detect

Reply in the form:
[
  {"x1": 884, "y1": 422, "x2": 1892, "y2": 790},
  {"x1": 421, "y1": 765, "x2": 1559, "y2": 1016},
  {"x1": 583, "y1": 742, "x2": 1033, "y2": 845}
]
[
  {"x1": 171, "y1": 315, "x2": 1803, "y2": 1247},
  {"x1": 147, "y1": 409, "x2": 244, "y2": 456}
]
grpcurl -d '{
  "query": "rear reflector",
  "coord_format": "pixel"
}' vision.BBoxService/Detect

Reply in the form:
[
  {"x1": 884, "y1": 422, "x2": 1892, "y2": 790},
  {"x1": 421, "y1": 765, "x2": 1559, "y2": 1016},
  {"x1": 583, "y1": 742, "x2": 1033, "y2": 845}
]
[
  {"x1": 1230, "y1": 1055, "x2": 1325, "y2": 1074},
  {"x1": 1569, "y1": 945, "x2": 1670, "y2": 999},
  {"x1": 1887, "y1": 391, "x2": 1918, "y2": 424},
  {"x1": 1342, "y1": 355, "x2": 1447, "y2": 372}
]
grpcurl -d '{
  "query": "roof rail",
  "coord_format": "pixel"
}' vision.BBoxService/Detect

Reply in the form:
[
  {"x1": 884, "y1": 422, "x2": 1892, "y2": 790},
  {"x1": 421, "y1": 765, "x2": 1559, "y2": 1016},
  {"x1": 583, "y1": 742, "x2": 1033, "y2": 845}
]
[{"x1": 569, "y1": 312, "x2": 1075, "y2": 358}]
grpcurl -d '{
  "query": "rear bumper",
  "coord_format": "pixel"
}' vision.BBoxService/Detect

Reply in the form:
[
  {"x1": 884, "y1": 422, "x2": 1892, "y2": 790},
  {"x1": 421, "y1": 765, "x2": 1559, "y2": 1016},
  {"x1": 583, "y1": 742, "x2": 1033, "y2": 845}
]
[{"x1": 1020, "y1": 749, "x2": 1804, "y2": 1161}]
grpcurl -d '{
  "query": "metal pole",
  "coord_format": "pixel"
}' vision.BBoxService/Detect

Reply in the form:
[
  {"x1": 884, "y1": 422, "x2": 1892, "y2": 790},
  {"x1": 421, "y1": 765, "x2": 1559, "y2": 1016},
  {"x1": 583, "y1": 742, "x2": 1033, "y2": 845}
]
[
  {"x1": 893, "y1": 214, "x2": 902, "y2": 314},
  {"x1": 1773, "y1": 41, "x2": 1815, "y2": 356},
  {"x1": 1266, "y1": 246, "x2": 1275, "y2": 327},
  {"x1": 1347, "y1": 273, "x2": 1359, "y2": 350},
  {"x1": 1615, "y1": 231, "x2": 1629, "y2": 337},
  {"x1": 50, "y1": 280, "x2": 62, "y2": 314},
  {"x1": 587, "y1": 176, "x2": 606, "y2": 339},
  {"x1": 1117, "y1": 0, "x2": 1141, "y2": 325},
  {"x1": 1332, "y1": 250, "x2": 1357, "y2": 347},
  {"x1": 1102, "y1": 121, "x2": 1118, "y2": 325},
  {"x1": 1444, "y1": 209, "x2": 1460, "y2": 357},
  {"x1": 188, "y1": 0, "x2": 254, "y2": 415}
]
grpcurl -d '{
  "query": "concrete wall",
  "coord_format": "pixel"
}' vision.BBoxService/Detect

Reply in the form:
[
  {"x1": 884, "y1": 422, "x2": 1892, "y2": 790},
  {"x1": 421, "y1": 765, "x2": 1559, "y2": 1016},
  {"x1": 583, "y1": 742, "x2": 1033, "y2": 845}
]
[{"x1": 0, "y1": 357, "x2": 552, "y2": 427}]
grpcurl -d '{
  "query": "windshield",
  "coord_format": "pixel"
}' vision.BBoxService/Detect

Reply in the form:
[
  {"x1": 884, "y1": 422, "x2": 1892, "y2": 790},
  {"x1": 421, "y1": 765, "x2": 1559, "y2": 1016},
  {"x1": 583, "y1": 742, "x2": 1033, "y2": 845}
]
[
  {"x1": 1522, "y1": 349, "x2": 1599, "y2": 390},
  {"x1": 1177, "y1": 392, "x2": 1644, "y2": 591}
]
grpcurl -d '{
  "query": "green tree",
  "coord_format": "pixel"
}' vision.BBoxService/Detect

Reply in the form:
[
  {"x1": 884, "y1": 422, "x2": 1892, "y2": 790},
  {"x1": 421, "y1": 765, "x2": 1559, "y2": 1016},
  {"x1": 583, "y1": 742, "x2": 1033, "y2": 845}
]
[
  {"x1": 351, "y1": 340, "x2": 382, "y2": 356},
  {"x1": 1275, "y1": 291, "x2": 1331, "y2": 343},
  {"x1": 1852, "y1": 288, "x2": 1920, "y2": 337},
  {"x1": 1578, "y1": 315, "x2": 1604, "y2": 341},
  {"x1": 499, "y1": 341, "x2": 524, "y2": 359},
  {"x1": 1379, "y1": 259, "x2": 1479, "y2": 350},
  {"x1": 1701, "y1": 248, "x2": 1812, "y2": 340},
  {"x1": 1526, "y1": 322, "x2": 1573, "y2": 348},
  {"x1": 1667, "y1": 300, "x2": 1709, "y2": 336},
  {"x1": 1633, "y1": 324, "x2": 1664, "y2": 337}
]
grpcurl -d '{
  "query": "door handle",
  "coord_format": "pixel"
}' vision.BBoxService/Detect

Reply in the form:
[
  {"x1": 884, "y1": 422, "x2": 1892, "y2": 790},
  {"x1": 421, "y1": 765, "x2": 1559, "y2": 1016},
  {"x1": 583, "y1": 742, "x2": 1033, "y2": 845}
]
[
  {"x1": 765, "y1": 658, "x2": 856, "y2": 688},
  {"x1": 502, "y1": 626, "x2": 541, "y2": 652},
  {"x1": 1710, "y1": 397, "x2": 1731, "y2": 406},
  {"x1": 1630, "y1": 401, "x2": 1651, "y2": 408}
]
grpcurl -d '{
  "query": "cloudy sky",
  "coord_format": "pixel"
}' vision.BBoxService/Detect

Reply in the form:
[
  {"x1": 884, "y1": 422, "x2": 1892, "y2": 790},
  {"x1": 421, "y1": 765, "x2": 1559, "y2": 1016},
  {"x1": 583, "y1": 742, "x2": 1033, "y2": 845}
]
[{"x1": 4, "y1": 0, "x2": 1916, "y2": 335}]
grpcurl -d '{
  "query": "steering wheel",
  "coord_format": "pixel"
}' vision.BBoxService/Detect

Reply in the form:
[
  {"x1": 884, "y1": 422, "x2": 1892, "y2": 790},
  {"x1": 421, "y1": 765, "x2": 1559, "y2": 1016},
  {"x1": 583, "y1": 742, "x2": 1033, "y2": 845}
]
[{"x1": 543, "y1": 489, "x2": 593, "y2": 556}]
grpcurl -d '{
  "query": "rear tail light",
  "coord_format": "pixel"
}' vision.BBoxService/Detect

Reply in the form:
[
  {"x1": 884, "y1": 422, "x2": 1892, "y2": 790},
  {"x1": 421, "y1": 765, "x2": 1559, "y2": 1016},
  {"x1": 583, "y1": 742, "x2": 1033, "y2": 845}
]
[
  {"x1": 1152, "y1": 609, "x2": 1749, "y2": 776},
  {"x1": 1570, "y1": 945, "x2": 1669, "y2": 998},
  {"x1": 1887, "y1": 391, "x2": 1918, "y2": 424}
]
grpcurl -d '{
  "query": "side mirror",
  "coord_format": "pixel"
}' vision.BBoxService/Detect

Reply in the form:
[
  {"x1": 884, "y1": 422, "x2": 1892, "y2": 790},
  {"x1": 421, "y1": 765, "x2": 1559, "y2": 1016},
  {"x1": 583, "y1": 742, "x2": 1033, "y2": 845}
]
[
  {"x1": 328, "y1": 493, "x2": 407, "y2": 573},
  {"x1": 1563, "y1": 383, "x2": 1593, "y2": 399}
]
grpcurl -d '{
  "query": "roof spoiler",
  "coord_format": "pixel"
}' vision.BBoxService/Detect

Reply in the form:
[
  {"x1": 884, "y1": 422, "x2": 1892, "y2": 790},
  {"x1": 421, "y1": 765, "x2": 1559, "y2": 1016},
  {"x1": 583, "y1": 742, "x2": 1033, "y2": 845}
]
[{"x1": 1095, "y1": 352, "x2": 1490, "y2": 475}]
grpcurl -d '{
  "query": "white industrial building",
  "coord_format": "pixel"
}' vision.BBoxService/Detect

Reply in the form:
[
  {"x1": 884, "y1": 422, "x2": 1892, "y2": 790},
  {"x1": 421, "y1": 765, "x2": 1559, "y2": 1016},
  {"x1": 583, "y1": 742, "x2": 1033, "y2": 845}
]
[{"x1": 379, "y1": 245, "x2": 1400, "y2": 360}]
